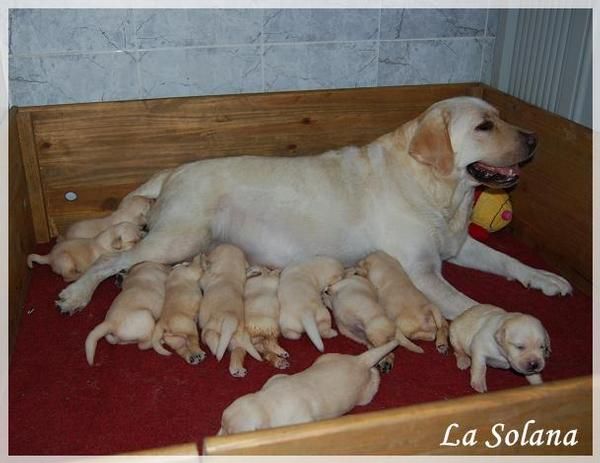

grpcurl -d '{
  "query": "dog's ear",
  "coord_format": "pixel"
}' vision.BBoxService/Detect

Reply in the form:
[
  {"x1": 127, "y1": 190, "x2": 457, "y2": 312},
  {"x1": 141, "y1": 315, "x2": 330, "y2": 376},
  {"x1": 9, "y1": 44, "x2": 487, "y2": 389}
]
[
  {"x1": 246, "y1": 266, "x2": 263, "y2": 279},
  {"x1": 494, "y1": 324, "x2": 507, "y2": 351},
  {"x1": 408, "y1": 109, "x2": 454, "y2": 177},
  {"x1": 543, "y1": 329, "x2": 552, "y2": 359}
]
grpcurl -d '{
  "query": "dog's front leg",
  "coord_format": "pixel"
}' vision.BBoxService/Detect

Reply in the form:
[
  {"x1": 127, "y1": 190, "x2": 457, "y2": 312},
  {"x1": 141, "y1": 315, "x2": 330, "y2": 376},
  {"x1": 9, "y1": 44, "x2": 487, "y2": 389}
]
[{"x1": 448, "y1": 236, "x2": 572, "y2": 296}]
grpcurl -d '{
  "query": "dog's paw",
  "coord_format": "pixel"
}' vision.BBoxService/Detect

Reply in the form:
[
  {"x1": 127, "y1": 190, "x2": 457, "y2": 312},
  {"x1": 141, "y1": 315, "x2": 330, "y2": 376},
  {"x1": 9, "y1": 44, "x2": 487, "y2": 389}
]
[
  {"x1": 456, "y1": 355, "x2": 471, "y2": 370},
  {"x1": 188, "y1": 351, "x2": 206, "y2": 365},
  {"x1": 518, "y1": 269, "x2": 572, "y2": 296},
  {"x1": 55, "y1": 285, "x2": 90, "y2": 315},
  {"x1": 273, "y1": 357, "x2": 290, "y2": 370},
  {"x1": 376, "y1": 353, "x2": 395, "y2": 374},
  {"x1": 436, "y1": 342, "x2": 449, "y2": 355},
  {"x1": 230, "y1": 367, "x2": 247, "y2": 378},
  {"x1": 471, "y1": 378, "x2": 487, "y2": 393}
]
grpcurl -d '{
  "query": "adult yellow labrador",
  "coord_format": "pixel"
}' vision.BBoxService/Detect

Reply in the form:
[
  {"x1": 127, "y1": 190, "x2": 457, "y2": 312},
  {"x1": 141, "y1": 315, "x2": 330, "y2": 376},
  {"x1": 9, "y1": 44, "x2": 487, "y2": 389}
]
[{"x1": 56, "y1": 96, "x2": 571, "y2": 317}]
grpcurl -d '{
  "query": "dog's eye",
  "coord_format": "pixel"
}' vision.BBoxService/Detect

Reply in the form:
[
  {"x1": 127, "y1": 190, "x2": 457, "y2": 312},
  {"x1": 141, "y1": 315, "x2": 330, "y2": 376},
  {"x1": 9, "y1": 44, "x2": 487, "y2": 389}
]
[
  {"x1": 475, "y1": 121, "x2": 494, "y2": 131},
  {"x1": 516, "y1": 344, "x2": 525, "y2": 351}
]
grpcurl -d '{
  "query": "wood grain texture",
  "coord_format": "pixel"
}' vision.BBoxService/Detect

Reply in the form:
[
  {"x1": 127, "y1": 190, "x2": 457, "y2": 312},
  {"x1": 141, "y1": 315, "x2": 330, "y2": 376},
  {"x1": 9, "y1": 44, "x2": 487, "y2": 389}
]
[
  {"x1": 21, "y1": 84, "x2": 478, "y2": 237},
  {"x1": 16, "y1": 110, "x2": 50, "y2": 242},
  {"x1": 9, "y1": 108, "x2": 36, "y2": 360},
  {"x1": 124, "y1": 442, "x2": 199, "y2": 455},
  {"x1": 203, "y1": 376, "x2": 591, "y2": 455},
  {"x1": 482, "y1": 85, "x2": 592, "y2": 295}
]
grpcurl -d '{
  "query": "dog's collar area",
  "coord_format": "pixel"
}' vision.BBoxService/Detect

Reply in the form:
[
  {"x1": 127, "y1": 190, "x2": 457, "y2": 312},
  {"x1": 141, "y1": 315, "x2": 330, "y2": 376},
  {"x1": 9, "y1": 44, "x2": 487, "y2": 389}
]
[{"x1": 466, "y1": 161, "x2": 521, "y2": 188}]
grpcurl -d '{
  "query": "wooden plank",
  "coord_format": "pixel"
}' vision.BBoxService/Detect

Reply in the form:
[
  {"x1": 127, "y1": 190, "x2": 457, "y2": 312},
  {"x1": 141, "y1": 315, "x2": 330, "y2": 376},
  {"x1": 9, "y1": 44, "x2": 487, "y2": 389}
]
[
  {"x1": 124, "y1": 442, "x2": 199, "y2": 455},
  {"x1": 482, "y1": 85, "x2": 592, "y2": 295},
  {"x1": 16, "y1": 110, "x2": 50, "y2": 242},
  {"x1": 8, "y1": 108, "x2": 36, "y2": 360},
  {"x1": 203, "y1": 376, "x2": 591, "y2": 455},
  {"x1": 23, "y1": 84, "x2": 478, "y2": 237}
]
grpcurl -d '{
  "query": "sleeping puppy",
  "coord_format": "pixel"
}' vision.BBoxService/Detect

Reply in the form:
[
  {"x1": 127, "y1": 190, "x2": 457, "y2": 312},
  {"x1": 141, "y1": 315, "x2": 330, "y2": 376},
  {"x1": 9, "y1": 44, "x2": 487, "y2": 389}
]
[
  {"x1": 449, "y1": 304, "x2": 551, "y2": 393},
  {"x1": 244, "y1": 266, "x2": 289, "y2": 370},
  {"x1": 198, "y1": 244, "x2": 261, "y2": 376},
  {"x1": 323, "y1": 268, "x2": 423, "y2": 372},
  {"x1": 218, "y1": 340, "x2": 399, "y2": 435},
  {"x1": 61, "y1": 195, "x2": 153, "y2": 241},
  {"x1": 85, "y1": 261, "x2": 169, "y2": 365},
  {"x1": 151, "y1": 255, "x2": 205, "y2": 365},
  {"x1": 359, "y1": 251, "x2": 449, "y2": 353},
  {"x1": 278, "y1": 256, "x2": 344, "y2": 352},
  {"x1": 28, "y1": 222, "x2": 143, "y2": 282}
]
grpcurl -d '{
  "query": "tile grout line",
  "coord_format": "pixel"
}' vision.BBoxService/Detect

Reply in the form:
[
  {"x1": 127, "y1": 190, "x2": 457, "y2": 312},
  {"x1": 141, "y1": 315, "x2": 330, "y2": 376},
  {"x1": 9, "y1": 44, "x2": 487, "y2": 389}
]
[
  {"x1": 261, "y1": 9, "x2": 265, "y2": 93},
  {"x1": 132, "y1": 9, "x2": 143, "y2": 101},
  {"x1": 480, "y1": 9, "x2": 490, "y2": 83},
  {"x1": 375, "y1": 7, "x2": 382, "y2": 86},
  {"x1": 9, "y1": 36, "x2": 491, "y2": 59}
]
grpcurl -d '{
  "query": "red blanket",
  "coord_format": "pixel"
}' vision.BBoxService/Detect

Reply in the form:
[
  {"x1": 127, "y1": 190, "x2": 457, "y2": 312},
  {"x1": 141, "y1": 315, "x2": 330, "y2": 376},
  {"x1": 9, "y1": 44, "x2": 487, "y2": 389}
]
[{"x1": 9, "y1": 231, "x2": 591, "y2": 455}]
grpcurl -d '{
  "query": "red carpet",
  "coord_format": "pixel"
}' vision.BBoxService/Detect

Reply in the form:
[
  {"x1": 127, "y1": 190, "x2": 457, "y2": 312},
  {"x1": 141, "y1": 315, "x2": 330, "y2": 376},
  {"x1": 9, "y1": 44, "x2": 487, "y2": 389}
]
[{"x1": 9, "y1": 231, "x2": 592, "y2": 455}]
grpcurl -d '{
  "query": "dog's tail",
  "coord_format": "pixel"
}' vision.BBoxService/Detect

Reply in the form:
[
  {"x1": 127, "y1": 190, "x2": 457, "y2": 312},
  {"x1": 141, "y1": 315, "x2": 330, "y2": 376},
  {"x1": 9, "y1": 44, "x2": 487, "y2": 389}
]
[
  {"x1": 216, "y1": 315, "x2": 238, "y2": 361},
  {"x1": 151, "y1": 320, "x2": 171, "y2": 356},
  {"x1": 238, "y1": 331, "x2": 262, "y2": 361},
  {"x1": 123, "y1": 169, "x2": 173, "y2": 201},
  {"x1": 430, "y1": 304, "x2": 449, "y2": 353},
  {"x1": 302, "y1": 312, "x2": 324, "y2": 352},
  {"x1": 27, "y1": 253, "x2": 48, "y2": 268},
  {"x1": 85, "y1": 321, "x2": 113, "y2": 366},
  {"x1": 358, "y1": 340, "x2": 400, "y2": 368},
  {"x1": 395, "y1": 326, "x2": 424, "y2": 354}
]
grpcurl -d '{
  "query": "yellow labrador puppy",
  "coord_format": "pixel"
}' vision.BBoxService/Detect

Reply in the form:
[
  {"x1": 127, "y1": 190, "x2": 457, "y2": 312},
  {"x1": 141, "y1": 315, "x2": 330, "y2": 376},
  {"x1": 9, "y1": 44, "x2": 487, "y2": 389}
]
[
  {"x1": 359, "y1": 251, "x2": 449, "y2": 353},
  {"x1": 58, "y1": 97, "x2": 571, "y2": 317},
  {"x1": 278, "y1": 256, "x2": 344, "y2": 352},
  {"x1": 198, "y1": 244, "x2": 261, "y2": 376},
  {"x1": 61, "y1": 195, "x2": 153, "y2": 241},
  {"x1": 244, "y1": 266, "x2": 289, "y2": 370},
  {"x1": 218, "y1": 340, "x2": 399, "y2": 435},
  {"x1": 28, "y1": 222, "x2": 143, "y2": 282},
  {"x1": 85, "y1": 262, "x2": 169, "y2": 365},
  {"x1": 151, "y1": 256, "x2": 205, "y2": 365},
  {"x1": 449, "y1": 304, "x2": 551, "y2": 393},
  {"x1": 323, "y1": 268, "x2": 423, "y2": 372}
]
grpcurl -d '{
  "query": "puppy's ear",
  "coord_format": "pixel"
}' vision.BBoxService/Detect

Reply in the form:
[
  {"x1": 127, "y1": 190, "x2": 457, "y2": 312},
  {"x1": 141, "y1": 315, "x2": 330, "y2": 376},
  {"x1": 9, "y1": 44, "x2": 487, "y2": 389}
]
[
  {"x1": 408, "y1": 109, "x2": 454, "y2": 177},
  {"x1": 111, "y1": 236, "x2": 123, "y2": 250},
  {"x1": 544, "y1": 329, "x2": 552, "y2": 359},
  {"x1": 246, "y1": 266, "x2": 263, "y2": 279},
  {"x1": 494, "y1": 325, "x2": 507, "y2": 351}
]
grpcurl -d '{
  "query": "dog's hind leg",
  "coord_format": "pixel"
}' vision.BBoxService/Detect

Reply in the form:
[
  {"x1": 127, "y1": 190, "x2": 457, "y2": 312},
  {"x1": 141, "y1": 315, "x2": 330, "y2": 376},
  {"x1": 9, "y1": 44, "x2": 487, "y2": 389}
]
[{"x1": 56, "y1": 229, "x2": 209, "y2": 315}]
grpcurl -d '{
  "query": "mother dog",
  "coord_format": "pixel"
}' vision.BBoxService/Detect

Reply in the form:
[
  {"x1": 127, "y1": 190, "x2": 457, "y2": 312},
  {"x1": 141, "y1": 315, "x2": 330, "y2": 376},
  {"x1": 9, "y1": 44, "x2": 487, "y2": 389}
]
[{"x1": 56, "y1": 97, "x2": 571, "y2": 317}]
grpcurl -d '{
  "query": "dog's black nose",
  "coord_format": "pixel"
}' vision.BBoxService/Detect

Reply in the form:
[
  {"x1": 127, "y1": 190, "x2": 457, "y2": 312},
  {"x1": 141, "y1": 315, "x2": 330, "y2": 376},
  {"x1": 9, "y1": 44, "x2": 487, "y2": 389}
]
[
  {"x1": 528, "y1": 360, "x2": 539, "y2": 372},
  {"x1": 520, "y1": 131, "x2": 538, "y2": 155}
]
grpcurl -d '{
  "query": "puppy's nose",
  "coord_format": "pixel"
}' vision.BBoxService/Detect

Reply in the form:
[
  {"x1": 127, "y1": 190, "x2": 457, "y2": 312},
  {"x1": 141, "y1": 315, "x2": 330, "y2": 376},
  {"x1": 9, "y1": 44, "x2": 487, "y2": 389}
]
[
  {"x1": 527, "y1": 360, "x2": 539, "y2": 372},
  {"x1": 520, "y1": 131, "x2": 538, "y2": 155}
]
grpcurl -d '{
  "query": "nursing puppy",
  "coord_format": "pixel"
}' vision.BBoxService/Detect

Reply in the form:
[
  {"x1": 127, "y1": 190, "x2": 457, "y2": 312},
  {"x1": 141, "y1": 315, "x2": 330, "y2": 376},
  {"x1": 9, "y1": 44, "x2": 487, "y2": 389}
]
[
  {"x1": 61, "y1": 195, "x2": 153, "y2": 241},
  {"x1": 28, "y1": 222, "x2": 143, "y2": 282},
  {"x1": 449, "y1": 304, "x2": 551, "y2": 393},
  {"x1": 359, "y1": 251, "x2": 449, "y2": 353},
  {"x1": 323, "y1": 268, "x2": 422, "y2": 372},
  {"x1": 278, "y1": 256, "x2": 344, "y2": 352},
  {"x1": 244, "y1": 266, "x2": 289, "y2": 369},
  {"x1": 218, "y1": 340, "x2": 399, "y2": 435},
  {"x1": 151, "y1": 256, "x2": 205, "y2": 365},
  {"x1": 85, "y1": 262, "x2": 169, "y2": 365},
  {"x1": 198, "y1": 244, "x2": 261, "y2": 376}
]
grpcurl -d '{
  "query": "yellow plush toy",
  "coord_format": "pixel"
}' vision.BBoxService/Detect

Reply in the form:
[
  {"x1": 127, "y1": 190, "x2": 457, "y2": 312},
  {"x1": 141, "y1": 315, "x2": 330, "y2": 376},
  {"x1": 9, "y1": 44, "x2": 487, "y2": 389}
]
[{"x1": 469, "y1": 188, "x2": 513, "y2": 240}]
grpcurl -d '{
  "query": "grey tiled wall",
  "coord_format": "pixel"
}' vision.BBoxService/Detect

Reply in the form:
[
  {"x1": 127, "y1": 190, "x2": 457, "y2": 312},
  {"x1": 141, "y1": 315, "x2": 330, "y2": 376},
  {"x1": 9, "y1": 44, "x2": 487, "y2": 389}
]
[{"x1": 9, "y1": 9, "x2": 497, "y2": 107}]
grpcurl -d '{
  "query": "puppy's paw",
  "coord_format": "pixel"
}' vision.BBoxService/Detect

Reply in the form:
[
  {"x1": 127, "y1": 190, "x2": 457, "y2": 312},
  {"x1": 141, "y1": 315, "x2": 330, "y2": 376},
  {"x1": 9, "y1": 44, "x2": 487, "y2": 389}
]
[
  {"x1": 376, "y1": 353, "x2": 395, "y2": 374},
  {"x1": 471, "y1": 378, "x2": 487, "y2": 393},
  {"x1": 55, "y1": 284, "x2": 91, "y2": 315},
  {"x1": 436, "y1": 342, "x2": 449, "y2": 355},
  {"x1": 188, "y1": 351, "x2": 206, "y2": 365},
  {"x1": 230, "y1": 367, "x2": 247, "y2": 378},
  {"x1": 518, "y1": 269, "x2": 572, "y2": 296},
  {"x1": 273, "y1": 357, "x2": 290, "y2": 370},
  {"x1": 455, "y1": 353, "x2": 471, "y2": 370}
]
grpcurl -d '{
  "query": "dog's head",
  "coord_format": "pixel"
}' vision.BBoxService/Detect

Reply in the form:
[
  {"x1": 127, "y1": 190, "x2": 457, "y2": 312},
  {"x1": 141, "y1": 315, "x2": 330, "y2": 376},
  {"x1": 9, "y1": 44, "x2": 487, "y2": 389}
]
[
  {"x1": 495, "y1": 314, "x2": 550, "y2": 375},
  {"x1": 408, "y1": 97, "x2": 537, "y2": 188}
]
